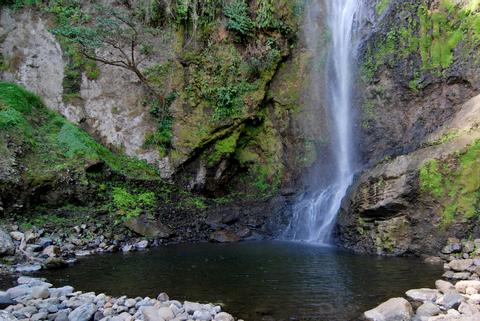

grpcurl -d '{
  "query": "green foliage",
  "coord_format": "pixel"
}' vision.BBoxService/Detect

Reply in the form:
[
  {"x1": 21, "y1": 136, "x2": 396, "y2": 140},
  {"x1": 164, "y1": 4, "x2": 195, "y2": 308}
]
[
  {"x1": 420, "y1": 160, "x2": 444, "y2": 198},
  {"x1": 0, "y1": 82, "x2": 159, "y2": 180},
  {"x1": 363, "y1": 0, "x2": 480, "y2": 84},
  {"x1": 419, "y1": 140, "x2": 480, "y2": 224},
  {"x1": 376, "y1": 0, "x2": 390, "y2": 15},
  {"x1": 224, "y1": 0, "x2": 254, "y2": 40},
  {"x1": 208, "y1": 132, "x2": 240, "y2": 165},
  {"x1": 256, "y1": 0, "x2": 275, "y2": 29},
  {"x1": 112, "y1": 187, "x2": 156, "y2": 219}
]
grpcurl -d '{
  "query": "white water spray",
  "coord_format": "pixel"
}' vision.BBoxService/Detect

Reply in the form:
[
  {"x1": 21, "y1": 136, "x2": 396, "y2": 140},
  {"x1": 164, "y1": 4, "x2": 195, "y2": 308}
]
[{"x1": 284, "y1": 0, "x2": 363, "y2": 244}]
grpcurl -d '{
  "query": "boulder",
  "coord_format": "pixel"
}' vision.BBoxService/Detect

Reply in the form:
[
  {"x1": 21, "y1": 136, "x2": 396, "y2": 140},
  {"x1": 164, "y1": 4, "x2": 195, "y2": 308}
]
[
  {"x1": 209, "y1": 230, "x2": 240, "y2": 243},
  {"x1": 436, "y1": 290, "x2": 464, "y2": 309},
  {"x1": 0, "y1": 292, "x2": 15, "y2": 309},
  {"x1": 415, "y1": 301, "x2": 440, "y2": 317},
  {"x1": 42, "y1": 245, "x2": 60, "y2": 257},
  {"x1": 157, "y1": 307, "x2": 174, "y2": 321},
  {"x1": 448, "y1": 259, "x2": 473, "y2": 272},
  {"x1": 30, "y1": 286, "x2": 50, "y2": 299},
  {"x1": 463, "y1": 241, "x2": 476, "y2": 253},
  {"x1": 140, "y1": 307, "x2": 163, "y2": 321},
  {"x1": 124, "y1": 217, "x2": 172, "y2": 239},
  {"x1": 363, "y1": 298, "x2": 413, "y2": 321},
  {"x1": 0, "y1": 228, "x2": 14, "y2": 256},
  {"x1": 435, "y1": 280, "x2": 455, "y2": 294},
  {"x1": 43, "y1": 257, "x2": 68, "y2": 270},
  {"x1": 455, "y1": 280, "x2": 480, "y2": 293},
  {"x1": 442, "y1": 238, "x2": 462, "y2": 254},
  {"x1": 405, "y1": 288, "x2": 439, "y2": 302},
  {"x1": 6, "y1": 285, "x2": 32, "y2": 299},
  {"x1": 9, "y1": 232, "x2": 24, "y2": 241},
  {"x1": 458, "y1": 301, "x2": 480, "y2": 315},
  {"x1": 68, "y1": 304, "x2": 97, "y2": 321},
  {"x1": 0, "y1": 311, "x2": 18, "y2": 321},
  {"x1": 214, "y1": 313, "x2": 234, "y2": 321}
]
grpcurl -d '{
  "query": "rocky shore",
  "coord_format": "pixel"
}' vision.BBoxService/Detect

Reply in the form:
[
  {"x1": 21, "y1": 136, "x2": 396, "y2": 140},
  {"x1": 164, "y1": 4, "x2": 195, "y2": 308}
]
[
  {"x1": 363, "y1": 238, "x2": 480, "y2": 321},
  {"x1": 0, "y1": 277, "x2": 237, "y2": 321},
  {"x1": 0, "y1": 221, "x2": 163, "y2": 275}
]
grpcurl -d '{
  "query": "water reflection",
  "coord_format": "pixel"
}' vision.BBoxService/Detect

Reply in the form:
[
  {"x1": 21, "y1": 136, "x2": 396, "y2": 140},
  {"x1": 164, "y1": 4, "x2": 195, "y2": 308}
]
[{"x1": 23, "y1": 241, "x2": 443, "y2": 321}]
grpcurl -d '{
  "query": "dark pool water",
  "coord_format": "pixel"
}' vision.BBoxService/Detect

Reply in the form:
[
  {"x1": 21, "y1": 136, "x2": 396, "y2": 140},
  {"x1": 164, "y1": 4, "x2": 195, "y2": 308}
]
[{"x1": 5, "y1": 242, "x2": 442, "y2": 321}]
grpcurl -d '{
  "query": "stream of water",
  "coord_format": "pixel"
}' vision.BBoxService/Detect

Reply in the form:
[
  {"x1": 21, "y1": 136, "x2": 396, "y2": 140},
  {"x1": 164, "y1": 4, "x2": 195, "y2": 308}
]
[{"x1": 285, "y1": 0, "x2": 363, "y2": 243}]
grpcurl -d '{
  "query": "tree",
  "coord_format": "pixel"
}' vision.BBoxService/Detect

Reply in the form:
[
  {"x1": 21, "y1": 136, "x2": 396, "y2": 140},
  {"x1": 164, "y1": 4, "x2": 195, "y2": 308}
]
[{"x1": 53, "y1": 4, "x2": 163, "y2": 102}]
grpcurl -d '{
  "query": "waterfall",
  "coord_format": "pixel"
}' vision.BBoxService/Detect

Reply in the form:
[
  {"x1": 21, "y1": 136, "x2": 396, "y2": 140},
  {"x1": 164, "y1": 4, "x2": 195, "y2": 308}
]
[{"x1": 284, "y1": 0, "x2": 363, "y2": 244}]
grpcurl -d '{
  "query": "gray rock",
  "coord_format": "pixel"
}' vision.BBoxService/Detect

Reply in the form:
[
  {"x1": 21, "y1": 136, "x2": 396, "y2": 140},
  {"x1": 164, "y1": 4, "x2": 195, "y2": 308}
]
[
  {"x1": 157, "y1": 293, "x2": 169, "y2": 303},
  {"x1": 209, "y1": 231, "x2": 240, "y2": 243},
  {"x1": 405, "y1": 288, "x2": 439, "y2": 302},
  {"x1": 140, "y1": 307, "x2": 163, "y2": 321},
  {"x1": 7, "y1": 285, "x2": 32, "y2": 299},
  {"x1": 68, "y1": 304, "x2": 97, "y2": 321},
  {"x1": 0, "y1": 291, "x2": 14, "y2": 309},
  {"x1": 0, "y1": 228, "x2": 14, "y2": 256},
  {"x1": 458, "y1": 301, "x2": 480, "y2": 315},
  {"x1": 436, "y1": 290, "x2": 464, "y2": 309},
  {"x1": 15, "y1": 264, "x2": 41, "y2": 272},
  {"x1": 9, "y1": 232, "x2": 24, "y2": 241},
  {"x1": 135, "y1": 240, "x2": 148, "y2": 250},
  {"x1": 54, "y1": 310, "x2": 70, "y2": 321},
  {"x1": 0, "y1": 311, "x2": 18, "y2": 321},
  {"x1": 50, "y1": 286, "x2": 74, "y2": 298},
  {"x1": 442, "y1": 238, "x2": 462, "y2": 254},
  {"x1": 124, "y1": 217, "x2": 172, "y2": 239},
  {"x1": 451, "y1": 272, "x2": 471, "y2": 280},
  {"x1": 464, "y1": 241, "x2": 476, "y2": 253},
  {"x1": 184, "y1": 302, "x2": 203, "y2": 314},
  {"x1": 455, "y1": 280, "x2": 480, "y2": 293},
  {"x1": 43, "y1": 257, "x2": 68, "y2": 270},
  {"x1": 192, "y1": 310, "x2": 211, "y2": 321},
  {"x1": 121, "y1": 245, "x2": 133, "y2": 253},
  {"x1": 31, "y1": 312, "x2": 48, "y2": 321},
  {"x1": 213, "y1": 313, "x2": 233, "y2": 321},
  {"x1": 158, "y1": 307, "x2": 174, "y2": 321},
  {"x1": 449, "y1": 259, "x2": 473, "y2": 272},
  {"x1": 415, "y1": 301, "x2": 441, "y2": 317},
  {"x1": 124, "y1": 299, "x2": 136, "y2": 308},
  {"x1": 363, "y1": 297, "x2": 413, "y2": 321},
  {"x1": 435, "y1": 280, "x2": 455, "y2": 294},
  {"x1": 17, "y1": 277, "x2": 50, "y2": 286},
  {"x1": 31, "y1": 286, "x2": 50, "y2": 299},
  {"x1": 42, "y1": 245, "x2": 60, "y2": 257},
  {"x1": 12, "y1": 306, "x2": 37, "y2": 318}
]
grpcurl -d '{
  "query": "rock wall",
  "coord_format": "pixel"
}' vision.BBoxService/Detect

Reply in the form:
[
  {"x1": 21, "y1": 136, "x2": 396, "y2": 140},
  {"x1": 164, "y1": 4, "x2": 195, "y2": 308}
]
[
  {"x1": 338, "y1": 0, "x2": 480, "y2": 255},
  {"x1": 0, "y1": 1, "x2": 327, "y2": 199}
]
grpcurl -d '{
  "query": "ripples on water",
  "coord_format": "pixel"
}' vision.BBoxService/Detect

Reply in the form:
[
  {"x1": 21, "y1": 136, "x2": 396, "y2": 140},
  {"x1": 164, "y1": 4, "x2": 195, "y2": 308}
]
[{"x1": 8, "y1": 241, "x2": 443, "y2": 321}]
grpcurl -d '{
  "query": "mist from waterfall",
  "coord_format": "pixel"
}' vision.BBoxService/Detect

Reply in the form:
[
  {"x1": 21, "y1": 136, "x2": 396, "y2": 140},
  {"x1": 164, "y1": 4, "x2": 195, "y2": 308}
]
[{"x1": 284, "y1": 0, "x2": 363, "y2": 244}]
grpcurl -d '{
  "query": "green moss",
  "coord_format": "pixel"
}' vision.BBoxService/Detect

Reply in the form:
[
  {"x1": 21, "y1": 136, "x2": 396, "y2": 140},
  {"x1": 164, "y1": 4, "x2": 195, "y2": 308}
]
[
  {"x1": 208, "y1": 132, "x2": 240, "y2": 165},
  {"x1": 112, "y1": 187, "x2": 156, "y2": 220},
  {"x1": 0, "y1": 82, "x2": 159, "y2": 180},
  {"x1": 420, "y1": 140, "x2": 480, "y2": 224},
  {"x1": 376, "y1": 0, "x2": 390, "y2": 16},
  {"x1": 420, "y1": 160, "x2": 444, "y2": 198},
  {"x1": 364, "y1": 0, "x2": 480, "y2": 84}
]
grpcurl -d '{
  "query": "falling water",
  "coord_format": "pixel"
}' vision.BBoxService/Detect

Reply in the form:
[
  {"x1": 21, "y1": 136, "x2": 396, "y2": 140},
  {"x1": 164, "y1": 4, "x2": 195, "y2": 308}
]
[{"x1": 284, "y1": 0, "x2": 363, "y2": 244}]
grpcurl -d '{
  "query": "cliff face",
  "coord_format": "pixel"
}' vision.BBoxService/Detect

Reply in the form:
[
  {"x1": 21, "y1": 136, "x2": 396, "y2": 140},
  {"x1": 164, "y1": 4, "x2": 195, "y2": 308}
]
[
  {"x1": 0, "y1": 0, "x2": 334, "y2": 242},
  {"x1": 0, "y1": 1, "x2": 329, "y2": 201},
  {"x1": 337, "y1": 0, "x2": 480, "y2": 255}
]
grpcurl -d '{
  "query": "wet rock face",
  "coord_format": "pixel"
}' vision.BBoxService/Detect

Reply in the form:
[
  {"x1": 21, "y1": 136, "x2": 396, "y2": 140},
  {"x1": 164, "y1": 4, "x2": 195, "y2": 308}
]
[
  {"x1": 337, "y1": 93, "x2": 480, "y2": 255},
  {"x1": 0, "y1": 227, "x2": 14, "y2": 256},
  {"x1": 357, "y1": 0, "x2": 480, "y2": 167}
]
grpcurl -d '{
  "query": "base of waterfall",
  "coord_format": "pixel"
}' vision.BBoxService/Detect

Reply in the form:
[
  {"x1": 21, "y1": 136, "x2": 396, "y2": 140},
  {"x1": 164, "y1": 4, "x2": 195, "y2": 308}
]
[
  {"x1": 364, "y1": 238, "x2": 480, "y2": 321},
  {"x1": 1, "y1": 277, "x2": 236, "y2": 321}
]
